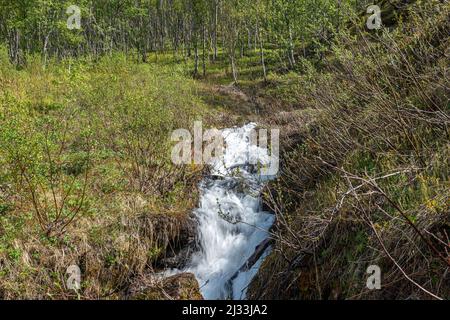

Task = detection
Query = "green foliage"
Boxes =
[0,50,206,298]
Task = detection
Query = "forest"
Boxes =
[0,0,448,300]
[1,1,371,77]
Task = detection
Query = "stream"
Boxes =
[185,123,276,300]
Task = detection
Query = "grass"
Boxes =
[246,0,449,300]
[0,50,212,299]
[0,0,448,301]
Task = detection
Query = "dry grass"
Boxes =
[0,54,206,299]
[248,0,449,300]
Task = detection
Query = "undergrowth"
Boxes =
[0,52,207,299]
[248,0,449,300]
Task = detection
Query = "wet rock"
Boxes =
[158,243,196,269]
[226,238,273,298]
[134,212,198,269]
[229,238,273,282]
[127,273,203,300]
[155,214,198,269]
[261,197,272,213]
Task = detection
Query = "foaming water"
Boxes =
[186,123,275,300]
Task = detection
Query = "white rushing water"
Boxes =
[186,123,275,300]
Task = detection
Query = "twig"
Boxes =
[369,221,443,300]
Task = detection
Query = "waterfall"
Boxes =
[186,123,275,300]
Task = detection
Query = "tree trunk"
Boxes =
[230,53,238,84]
[257,25,267,83]
[194,35,199,77]
[288,25,296,68]
[8,29,21,67]
[213,0,218,61]
[202,25,206,77]
[42,33,50,69]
